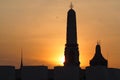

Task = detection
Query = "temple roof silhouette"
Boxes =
[90,43,108,67]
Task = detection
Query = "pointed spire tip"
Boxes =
[70,2,73,9]
[20,48,23,68]
[97,40,101,45]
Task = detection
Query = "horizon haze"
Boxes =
[0,0,120,69]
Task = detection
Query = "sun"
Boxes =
[61,56,65,64]
[58,56,65,65]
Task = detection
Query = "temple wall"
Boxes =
[21,66,48,80]
[86,66,108,80]
[54,66,80,80]
[0,66,15,80]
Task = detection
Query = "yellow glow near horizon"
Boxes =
[53,55,65,66]
[59,56,65,65]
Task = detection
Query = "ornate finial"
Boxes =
[70,2,73,9]
[97,40,101,45]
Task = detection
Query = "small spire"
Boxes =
[97,40,101,45]
[20,48,23,68]
[96,42,101,54]
[70,2,73,9]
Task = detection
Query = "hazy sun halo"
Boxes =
[58,56,65,65]
[61,56,65,64]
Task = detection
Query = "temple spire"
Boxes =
[64,4,80,67]
[20,48,23,69]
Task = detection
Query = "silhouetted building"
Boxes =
[48,69,54,80]
[15,69,21,80]
[86,66,108,80]
[0,66,15,80]
[64,3,80,67]
[54,66,80,80]
[21,66,48,80]
[90,43,108,67]
[108,68,120,80]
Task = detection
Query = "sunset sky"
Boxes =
[0,0,120,69]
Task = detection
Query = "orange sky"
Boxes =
[0,0,120,69]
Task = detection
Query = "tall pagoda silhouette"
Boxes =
[64,3,80,67]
